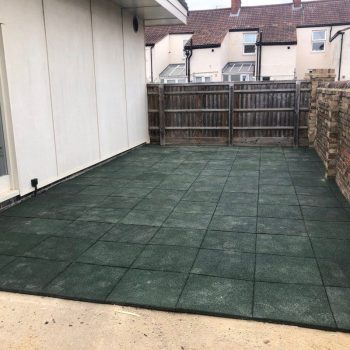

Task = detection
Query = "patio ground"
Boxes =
[0,145,349,331]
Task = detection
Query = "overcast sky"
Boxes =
[186,0,297,10]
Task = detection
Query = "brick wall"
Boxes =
[305,69,336,147]
[311,78,350,200]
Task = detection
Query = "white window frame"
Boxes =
[312,30,326,53]
[162,78,187,84]
[243,33,257,55]
[194,76,212,83]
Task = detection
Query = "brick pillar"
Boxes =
[305,69,336,147]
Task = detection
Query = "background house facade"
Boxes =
[0,0,187,203]
[145,0,350,83]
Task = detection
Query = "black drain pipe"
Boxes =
[185,39,193,83]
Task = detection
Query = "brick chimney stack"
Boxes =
[231,0,241,15]
[293,0,302,8]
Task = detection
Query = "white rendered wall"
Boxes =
[153,35,170,83]
[0,0,58,194]
[169,33,192,64]
[296,27,332,79]
[0,0,149,197]
[330,26,350,81]
[91,0,129,158]
[260,45,297,80]
[122,10,149,148]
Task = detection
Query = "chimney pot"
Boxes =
[231,0,241,15]
[293,0,302,8]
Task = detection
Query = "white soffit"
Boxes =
[113,0,187,25]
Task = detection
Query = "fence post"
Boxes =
[228,84,233,146]
[159,84,165,146]
[294,81,301,147]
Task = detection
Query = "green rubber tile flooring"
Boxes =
[1,145,350,331]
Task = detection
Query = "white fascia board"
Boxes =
[154,0,187,24]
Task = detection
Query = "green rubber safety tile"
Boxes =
[215,202,257,217]
[107,269,187,309]
[146,189,185,202]
[209,215,257,233]
[101,224,158,244]
[301,207,350,222]
[158,175,197,191]
[0,255,15,269]
[223,182,259,194]
[311,238,350,262]
[0,232,46,255]
[25,237,93,261]
[132,245,197,273]
[257,217,307,236]
[255,254,322,285]
[45,263,126,300]
[0,257,68,292]
[258,194,299,206]
[305,221,350,240]
[8,218,72,235]
[259,185,295,195]
[150,227,206,247]
[201,169,230,177]
[1,199,53,218]
[190,177,227,192]
[79,186,117,196]
[128,179,163,189]
[202,230,256,252]
[54,221,113,240]
[258,204,302,219]
[77,241,143,267]
[182,190,222,203]
[318,259,350,287]
[256,235,314,258]
[206,160,233,170]
[254,282,336,328]
[111,186,153,198]
[220,192,258,205]
[134,198,178,214]
[48,183,87,195]
[177,274,253,317]
[61,194,107,208]
[35,205,88,220]
[292,178,329,188]
[163,212,212,230]
[192,249,255,280]
[67,176,96,186]
[294,186,333,196]
[297,195,341,208]
[174,201,217,215]
[77,207,129,224]
[229,170,259,177]
[259,177,293,186]
[121,210,169,227]
[326,287,350,330]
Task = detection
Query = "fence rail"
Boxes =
[147,81,311,146]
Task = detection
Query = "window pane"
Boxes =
[205,76,211,82]
[313,30,326,41]
[178,79,186,83]
[312,42,325,51]
[167,79,175,84]
[195,77,203,82]
[223,75,229,82]
[244,44,256,54]
[243,33,256,43]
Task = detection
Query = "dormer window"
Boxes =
[312,30,326,52]
[243,33,257,54]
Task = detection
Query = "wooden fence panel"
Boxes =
[147,81,311,146]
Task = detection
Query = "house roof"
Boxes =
[145,0,350,47]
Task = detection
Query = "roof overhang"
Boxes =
[113,0,187,26]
